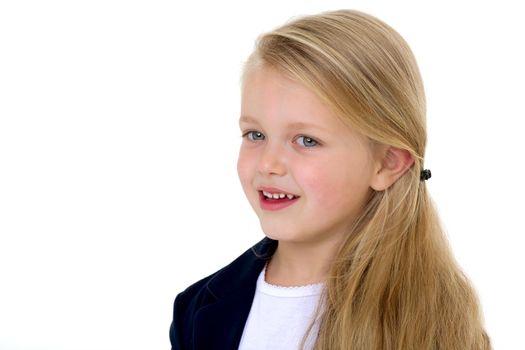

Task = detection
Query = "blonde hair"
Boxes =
[241,9,491,350]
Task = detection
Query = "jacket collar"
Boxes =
[207,236,278,298]
[192,237,278,349]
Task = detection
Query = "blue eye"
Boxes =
[296,135,319,148]
[243,131,265,141]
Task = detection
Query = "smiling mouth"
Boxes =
[258,191,300,201]
[257,190,300,211]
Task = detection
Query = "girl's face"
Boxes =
[237,66,380,245]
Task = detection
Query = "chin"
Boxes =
[261,229,306,243]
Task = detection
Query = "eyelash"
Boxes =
[241,130,321,148]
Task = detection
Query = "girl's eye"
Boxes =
[242,131,265,141]
[296,135,319,148]
[242,131,319,148]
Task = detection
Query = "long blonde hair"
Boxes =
[240,9,491,350]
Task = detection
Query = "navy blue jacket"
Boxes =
[169,237,278,350]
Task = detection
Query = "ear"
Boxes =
[370,145,415,191]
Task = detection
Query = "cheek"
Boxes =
[298,162,343,203]
[299,162,361,210]
[237,150,254,186]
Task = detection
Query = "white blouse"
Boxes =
[238,263,325,350]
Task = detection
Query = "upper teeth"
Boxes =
[263,191,296,199]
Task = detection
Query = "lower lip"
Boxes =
[259,191,300,211]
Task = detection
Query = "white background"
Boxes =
[1,1,523,349]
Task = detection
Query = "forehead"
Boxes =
[240,66,347,131]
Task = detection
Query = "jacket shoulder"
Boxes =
[169,267,220,349]
[175,236,277,304]
[169,263,226,349]
[169,237,277,349]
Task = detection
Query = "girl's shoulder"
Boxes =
[176,236,277,302]
[172,236,278,314]
[170,237,278,348]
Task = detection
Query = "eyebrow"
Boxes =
[239,115,328,132]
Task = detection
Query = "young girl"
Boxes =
[170,9,491,350]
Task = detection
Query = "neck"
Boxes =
[264,235,343,287]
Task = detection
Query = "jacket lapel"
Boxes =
[192,237,278,350]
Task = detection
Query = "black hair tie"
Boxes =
[420,169,431,181]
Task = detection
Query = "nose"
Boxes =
[257,142,287,176]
